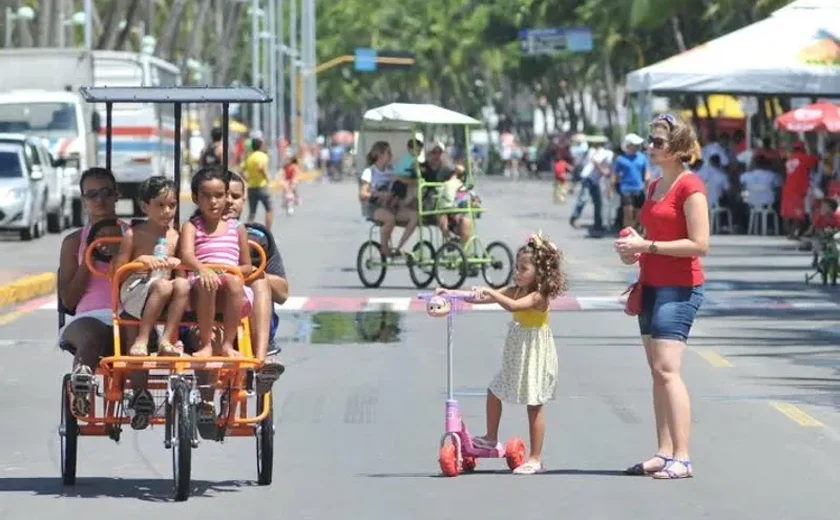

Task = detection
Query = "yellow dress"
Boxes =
[488,307,558,406]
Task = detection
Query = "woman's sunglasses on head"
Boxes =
[655,113,676,130]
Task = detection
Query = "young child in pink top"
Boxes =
[179,167,254,358]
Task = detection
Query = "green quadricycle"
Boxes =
[355,103,513,290]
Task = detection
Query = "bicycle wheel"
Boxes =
[60,374,78,486]
[256,392,274,485]
[170,384,194,502]
[356,240,387,288]
[481,241,514,288]
[408,240,436,288]
[434,242,468,289]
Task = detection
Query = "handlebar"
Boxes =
[85,237,268,284]
[417,292,472,302]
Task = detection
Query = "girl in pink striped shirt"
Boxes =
[180,167,254,358]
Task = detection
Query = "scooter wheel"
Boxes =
[461,456,477,473]
[438,443,461,477]
[504,438,526,471]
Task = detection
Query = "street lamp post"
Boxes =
[250,0,261,133]
[277,0,286,141]
[83,0,93,50]
[289,0,297,149]
[268,0,278,174]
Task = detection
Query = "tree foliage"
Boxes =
[4,0,795,135]
[315,0,794,132]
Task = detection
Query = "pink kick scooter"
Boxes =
[419,292,526,477]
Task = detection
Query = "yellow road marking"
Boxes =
[695,349,733,368]
[770,402,824,427]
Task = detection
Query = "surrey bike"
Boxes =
[58,86,277,502]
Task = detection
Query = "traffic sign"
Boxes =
[354,48,377,72]
[519,27,592,55]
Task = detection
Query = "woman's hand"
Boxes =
[619,251,640,265]
[471,286,490,300]
[198,268,221,291]
[166,257,182,269]
[434,287,448,296]
[614,234,649,256]
[615,227,648,256]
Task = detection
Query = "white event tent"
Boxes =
[625,0,840,96]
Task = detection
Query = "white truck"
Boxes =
[0,48,181,223]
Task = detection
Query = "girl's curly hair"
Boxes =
[517,233,567,298]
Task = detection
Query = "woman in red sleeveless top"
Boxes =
[614,114,710,480]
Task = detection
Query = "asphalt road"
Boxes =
[1,178,840,519]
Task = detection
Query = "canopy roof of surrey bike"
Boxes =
[362,103,481,130]
[78,85,273,223]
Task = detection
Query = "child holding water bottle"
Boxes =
[436,232,565,474]
[115,176,191,357]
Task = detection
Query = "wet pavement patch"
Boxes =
[277,310,404,344]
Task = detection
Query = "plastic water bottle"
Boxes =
[149,237,168,281]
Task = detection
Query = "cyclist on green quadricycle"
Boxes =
[354,102,514,291]
[358,140,419,258]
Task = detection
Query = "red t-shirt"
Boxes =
[638,173,706,287]
[553,159,569,181]
[284,163,298,181]
[814,209,840,230]
[784,152,818,195]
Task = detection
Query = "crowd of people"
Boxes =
[550,126,840,249]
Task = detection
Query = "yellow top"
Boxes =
[244,150,270,188]
[513,307,549,328]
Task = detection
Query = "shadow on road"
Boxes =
[0,477,253,502]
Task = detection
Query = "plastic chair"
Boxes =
[709,204,733,234]
[744,187,779,236]
[747,203,779,235]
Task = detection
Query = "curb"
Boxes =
[0,272,57,308]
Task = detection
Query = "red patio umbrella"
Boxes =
[775,101,840,133]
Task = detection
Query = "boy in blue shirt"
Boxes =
[614,133,649,230]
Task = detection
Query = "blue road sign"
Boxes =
[354,48,378,72]
[518,27,592,55]
[565,28,594,52]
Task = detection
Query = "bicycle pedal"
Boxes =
[130,414,150,431]
[71,376,94,395]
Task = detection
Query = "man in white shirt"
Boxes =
[741,156,782,208]
[570,136,613,234]
[697,155,731,208]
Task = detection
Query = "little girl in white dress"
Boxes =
[437,232,565,474]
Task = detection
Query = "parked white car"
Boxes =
[0,133,72,240]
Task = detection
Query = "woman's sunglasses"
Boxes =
[82,187,116,201]
[647,135,667,149]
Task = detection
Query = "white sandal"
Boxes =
[471,436,498,450]
[513,461,546,475]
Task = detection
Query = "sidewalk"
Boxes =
[0,269,56,310]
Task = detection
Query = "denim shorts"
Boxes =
[637,285,704,342]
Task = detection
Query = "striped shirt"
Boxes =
[192,216,241,266]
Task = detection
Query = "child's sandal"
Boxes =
[128,342,148,356]
[512,461,546,475]
[157,340,181,357]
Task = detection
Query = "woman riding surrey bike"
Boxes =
[359,141,419,258]
[58,167,128,416]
